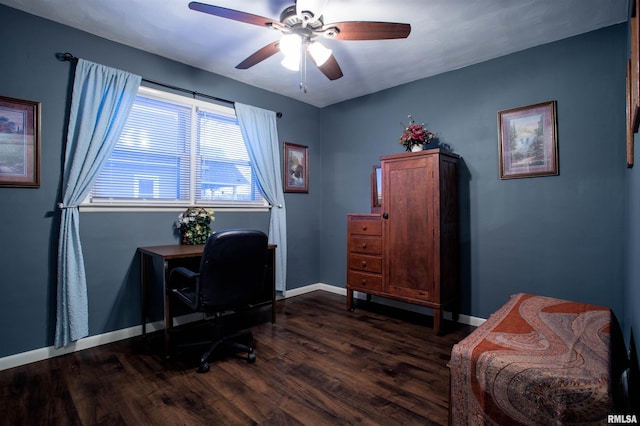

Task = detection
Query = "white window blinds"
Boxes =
[86,86,265,208]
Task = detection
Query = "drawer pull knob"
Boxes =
[362,225,368,231]
[361,243,367,249]
[361,279,367,286]
[361,261,367,267]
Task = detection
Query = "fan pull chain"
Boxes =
[299,43,308,93]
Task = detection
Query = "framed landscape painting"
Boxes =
[283,142,308,193]
[0,96,41,187]
[498,101,558,179]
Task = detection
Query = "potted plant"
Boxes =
[175,207,215,245]
[398,115,435,152]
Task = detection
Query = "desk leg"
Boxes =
[163,259,172,358]
[140,253,148,337]
[268,247,276,325]
[271,291,276,325]
[271,269,276,326]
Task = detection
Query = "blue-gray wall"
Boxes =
[1,3,637,361]
[319,25,630,324]
[0,5,321,358]
[628,69,640,353]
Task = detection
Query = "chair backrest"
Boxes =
[197,228,269,310]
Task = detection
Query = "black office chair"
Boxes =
[169,228,268,373]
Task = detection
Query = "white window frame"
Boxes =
[80,86,269,212]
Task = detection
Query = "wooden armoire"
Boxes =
[346,149,459,334]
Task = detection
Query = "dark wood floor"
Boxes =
[0,291,473,425]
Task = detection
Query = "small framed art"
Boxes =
[631,0,640,133]
[0,96,41,187]
[283,142,308,193]
[498,100,558,179]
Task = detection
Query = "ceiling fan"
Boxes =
[188,0,411,83]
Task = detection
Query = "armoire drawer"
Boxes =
[347,270,382,292]
[348,216,382,236]
[349,236,382,255]
[347,254,382,274]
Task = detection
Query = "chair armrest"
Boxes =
[171,266,200,280]
[170,266,200,281]
[169,266,201,310]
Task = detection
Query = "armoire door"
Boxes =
[382,152,438,302]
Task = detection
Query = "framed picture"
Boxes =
[283,142,308,193]
[0,96,41,187]
[498,100,558,179]
[631,0,640,133]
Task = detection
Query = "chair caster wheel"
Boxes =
[247,353,256,363]
[197,362,210,373]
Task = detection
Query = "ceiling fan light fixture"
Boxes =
[307,41,332,66]
[188,2,411,82]
[279,33,302,58]
[281,54,300,71]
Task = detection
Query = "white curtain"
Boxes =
[55,59,141,348]
[235,103,287,294]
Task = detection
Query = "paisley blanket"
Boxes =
[449,293,614,425]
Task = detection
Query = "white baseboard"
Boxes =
[284,282,347,297]
[0,283,485,371]
[0,312,203,372]
[285,284,486,327]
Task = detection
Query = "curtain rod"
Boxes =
[57,52,283,118]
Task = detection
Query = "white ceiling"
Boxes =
[0,0,630,107]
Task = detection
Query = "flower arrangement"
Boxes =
[175,207,215,245]
[398,115,435,151]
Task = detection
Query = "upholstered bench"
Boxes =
[449,293,626,425]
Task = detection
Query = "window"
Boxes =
[84,86,266,209]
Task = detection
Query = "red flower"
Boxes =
[398,115,435,151]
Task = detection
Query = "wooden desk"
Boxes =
[138,243,276,356]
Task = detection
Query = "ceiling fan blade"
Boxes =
[307,50,343,80]
[236,41,281,69]
[189,2,280,28]
[328,21,411,40]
